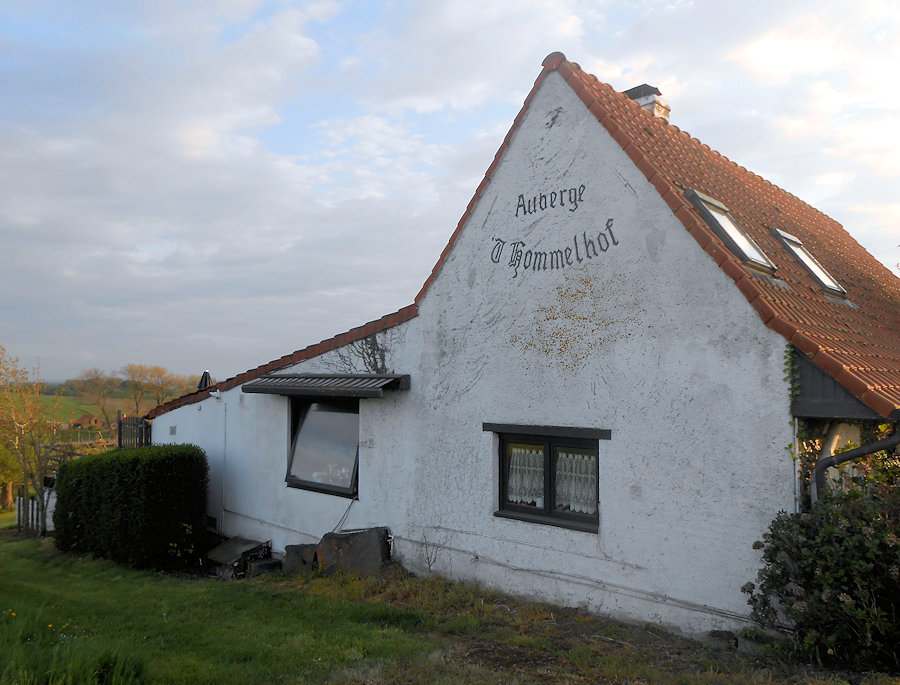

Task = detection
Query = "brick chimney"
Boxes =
[623,84,670,121]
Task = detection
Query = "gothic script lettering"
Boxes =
[491,218,619,278]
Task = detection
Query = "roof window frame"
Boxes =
[685,189,776,276]
[772,228,847,297]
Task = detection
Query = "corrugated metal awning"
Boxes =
[241,373,410,399]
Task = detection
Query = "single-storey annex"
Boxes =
[149,52,900,634]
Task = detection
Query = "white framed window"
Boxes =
[686,189,776,275]
[287,399,359,497]
[775,229,846,296]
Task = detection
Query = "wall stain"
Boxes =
[509,272,645,371]
[545,107,564,129]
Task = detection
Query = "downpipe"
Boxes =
[811,428,900,504]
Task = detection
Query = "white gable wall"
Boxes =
[373,72,794,632]
[154,71,794,635]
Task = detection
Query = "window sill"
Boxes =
[285,478,356,499]
[494,509,598,533]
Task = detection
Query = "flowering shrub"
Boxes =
[743,479,900,670]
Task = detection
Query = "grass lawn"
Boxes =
[0,534,897,684]
[41,395,103,424]
[0,509,16,530]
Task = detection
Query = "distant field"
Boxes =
[39,396,155,424]
[40,395,102,423]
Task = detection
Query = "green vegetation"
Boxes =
[1,346,74,532]
[2,607,145,685]
[0,538,431,684]
[3,360,205,513]
[745,481,899,670]
[40,395,103,425]
[746,420,899,671]
[54,445,208,570]
[1,535,897,684]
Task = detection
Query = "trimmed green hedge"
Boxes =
[53,445,208,570]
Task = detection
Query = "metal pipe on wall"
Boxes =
[811,429,900,504]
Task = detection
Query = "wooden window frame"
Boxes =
[485,424,609,533]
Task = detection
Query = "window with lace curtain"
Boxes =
[484,424,607,532]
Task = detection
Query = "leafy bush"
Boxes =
[744,480,900,670]
[53,445,208,570]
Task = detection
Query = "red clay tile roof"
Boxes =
[547,51,900,418]
[147,305,418,418]
[417,52,900,419]
[150,52,900,420]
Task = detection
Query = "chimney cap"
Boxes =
[623,83,669,121]
[623,84,661,99]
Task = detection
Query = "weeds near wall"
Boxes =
[783,344,800,403]
[420,530,442,573]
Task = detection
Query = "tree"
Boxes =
[147,365,176,406]
[0,346,73,532]
[121,363,152,415]
[179,374,202,396]
[120,364,200,414]
[147,367,203,407]
[75,368,119,425]
[0,442,16,509]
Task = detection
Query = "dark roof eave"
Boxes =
[242,373,410,398]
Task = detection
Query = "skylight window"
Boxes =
[775,229,846,296]
[685,189,775,275]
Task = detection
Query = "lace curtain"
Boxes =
[555,450,597,515]
[507,445,544,506]
[507,445,598,515]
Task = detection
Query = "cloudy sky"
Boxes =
[3,0,898,382]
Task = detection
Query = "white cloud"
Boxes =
[728,15,844,86]
[851,202,900,227]
[348,0,598,114]
[3,0,899,379]
[814,171,856,187]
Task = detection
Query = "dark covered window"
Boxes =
[485,424,609,532]
[287,399,359,497]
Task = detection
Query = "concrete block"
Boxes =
[283,543,318,575]
[317,527,390,576]
[247,557,283,577]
